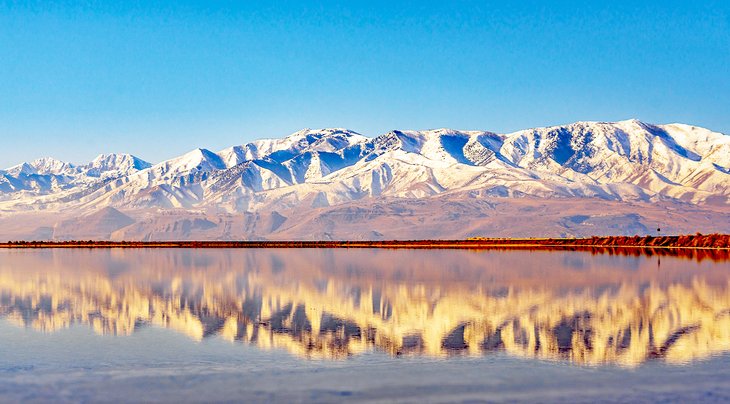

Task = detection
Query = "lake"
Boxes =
[0,248,729,403]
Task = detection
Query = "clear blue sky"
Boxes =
[1,1,728,167]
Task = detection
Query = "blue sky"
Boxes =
[1,1,728,167]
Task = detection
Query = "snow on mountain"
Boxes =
[193,121,727,216]
[146,148,226,183]
[4,158,74,177]
[497,119,728,201]
[217,128,367,167]
[0,154,151,199]
[0,158,75,195]
[85,154,152,177]
[3,162,36,177]
[0,120,727,240]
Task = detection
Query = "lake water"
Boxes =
[0,248,729,403]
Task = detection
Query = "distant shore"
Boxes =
[0,234,727,249]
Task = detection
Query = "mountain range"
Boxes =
[0,119,728,240]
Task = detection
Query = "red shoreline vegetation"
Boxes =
[0,235,728,261]
[545,233,730,249]
[1,233,728,249]
[478,245,729,262]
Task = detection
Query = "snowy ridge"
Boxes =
[0,120,727,217]
[0,153,152,197]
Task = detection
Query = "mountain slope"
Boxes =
[0,154,151,198]
[0,120,727,240]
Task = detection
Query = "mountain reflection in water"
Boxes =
[0,248,728,367]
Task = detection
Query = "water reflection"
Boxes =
[0,248,728,366]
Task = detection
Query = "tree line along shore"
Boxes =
[0,234,728,249]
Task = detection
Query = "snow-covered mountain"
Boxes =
[0,154,151,196]
[0,120,728,240]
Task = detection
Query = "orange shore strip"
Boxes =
[0,235,728,250]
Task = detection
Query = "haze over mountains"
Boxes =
[0,120,728,240]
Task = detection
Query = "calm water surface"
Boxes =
[0,248,729,403]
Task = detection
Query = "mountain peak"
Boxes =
[4,162,37,176]
[180,148,216,158]
[88,153,151,173]
[30,157,73,174]
[0,120,727,219]
[613,118,643,125]
[285,128,366,142]
[0,157,74,176]
[163,148,226,172]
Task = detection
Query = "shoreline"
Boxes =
[0,234,728,250]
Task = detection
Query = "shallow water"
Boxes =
[0,248,729,402]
